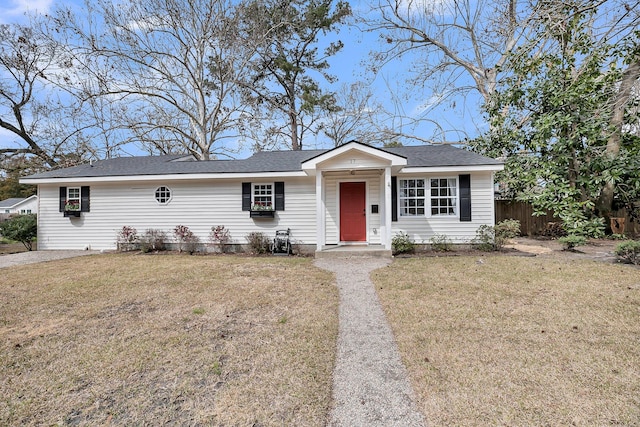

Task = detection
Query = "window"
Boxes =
[430,178,457,216]
[398,177,458,217]
[59,186,90,214]
[252,183,273,209]
[20,209,31,214]
[399,179,425,216]
[155,186,172,204]
[65,187,81,211]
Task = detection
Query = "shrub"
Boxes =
[430,234,452,252]
[558,235,587,250]
[116,226,138,251]
[0,214,37,251]
[392,232,415,255]
[139,229,167,252]
[209,225,232,253]
[174,225,199,253]
[495,219,521,239]
[473,225,497,251]
[473,219,521,251]
[245,232,270,254]
[614,240,640,265]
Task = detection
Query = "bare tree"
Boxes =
[52,0,260,160]
[0,23,78,167]
[363,0,638,136]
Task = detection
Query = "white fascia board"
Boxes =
[399,164,504,174]
[20,171,307,185]
[301,141,407,171]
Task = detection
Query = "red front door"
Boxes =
[340,182,366,242]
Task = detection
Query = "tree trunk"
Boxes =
[596,58,640,215]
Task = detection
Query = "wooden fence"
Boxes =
[495,200,639,237]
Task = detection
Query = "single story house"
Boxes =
[0,195,38,215]
[20,141,503,254]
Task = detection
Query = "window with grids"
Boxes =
[253,184,273,208]
[430,178,457,216]
[399,179,425,216]
[66,187,81,211]
[155,186,172,204]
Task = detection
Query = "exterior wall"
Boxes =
[392,171,495,244]
[323,171,382,245]
[36,177,316,250]
[2,197,38,214]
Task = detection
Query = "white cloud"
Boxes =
[0,0,54,23]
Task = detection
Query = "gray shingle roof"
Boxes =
[0,198,29,208]
[23,144,501,180]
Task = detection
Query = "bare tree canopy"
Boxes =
[52,0,261,160]
[0,23,86,168]
[362,0,639,138]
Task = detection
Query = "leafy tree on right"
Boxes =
[473,3,640,236]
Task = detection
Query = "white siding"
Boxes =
[392,171,495,244]
[37,177,316,250]
[323,172,382,245]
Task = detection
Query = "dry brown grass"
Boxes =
[373,256,640,426]
[0,254,338,426]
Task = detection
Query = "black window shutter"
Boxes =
[242,182,251,211]
[274,182,285,211]
[459,174,471,222]
[80,186,90,212]
[59,187,67,212]
[391,176,398,222]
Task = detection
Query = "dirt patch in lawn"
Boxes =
[0,254,338,426]
[373,257,640,426]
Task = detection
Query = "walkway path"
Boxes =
[315,257,426,427]
[0,250,98,269]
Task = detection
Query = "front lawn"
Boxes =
[0,254,338,426]
[373,257,640,426]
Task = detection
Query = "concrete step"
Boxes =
[315,246,392,259]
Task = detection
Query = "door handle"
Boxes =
[363,209,366,216]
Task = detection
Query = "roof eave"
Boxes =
[20,170,308,185]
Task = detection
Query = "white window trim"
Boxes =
[252,182,274,210]
[66,187,81,211]
[155,186,172,205]
[398,176,460,219]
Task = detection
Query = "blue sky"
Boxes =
[0,0,483,157]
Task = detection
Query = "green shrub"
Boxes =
[430,234,452,252]
[474,220,521,251]
[495,219,521,239]
[473,225,497,251]
[558,235,587,250]
[139,229,167,252]
[614,240,640,265]
[392,232,415,255]
[0,214,37,251]
[245,232,270,254]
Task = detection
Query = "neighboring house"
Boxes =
[0,195,38,216]
[20,141,503,253]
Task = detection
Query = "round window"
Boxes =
[155,186,172,204]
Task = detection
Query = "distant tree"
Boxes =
[0,214,37,251]
[241,0,351,150]
[52,0,259,160]
[473,5,640,236]
[0,156,40,199]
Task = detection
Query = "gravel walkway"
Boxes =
[0,250,99,269]
[315,257,426,427]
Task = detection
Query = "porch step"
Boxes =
[315,246,392,259]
